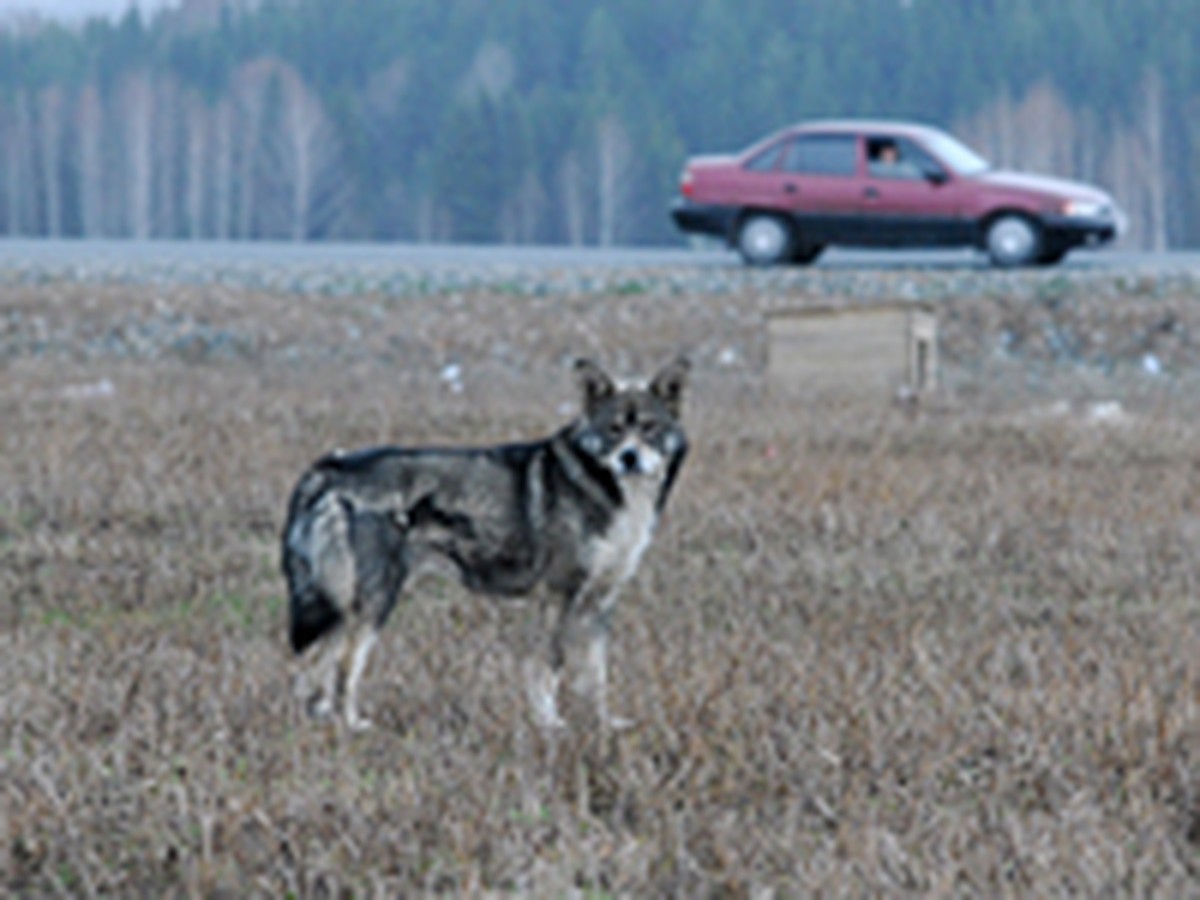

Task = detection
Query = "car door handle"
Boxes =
[863,187,880,200]
[783,183,798,194]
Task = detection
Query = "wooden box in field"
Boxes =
[767,306,937,396]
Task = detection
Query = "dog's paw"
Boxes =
[524,663,565,730]
[305,694,335,721]
[346,714,374,732]
[605,715,636,732]
[531,705,567,731]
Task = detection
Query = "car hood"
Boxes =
[976,169,1112,202]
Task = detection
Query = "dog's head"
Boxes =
[570,356,689,507]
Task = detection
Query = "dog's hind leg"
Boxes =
[336,507,409,731]
[296,621,377,730]
[342,624,379,731]
[294,626,346,721]
[299,624,375,729]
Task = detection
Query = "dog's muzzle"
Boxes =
[611,442,664,477]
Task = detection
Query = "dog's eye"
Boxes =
[634,417,662,440]
[608,422,625,438]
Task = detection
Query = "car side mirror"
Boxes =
[923,166,948,186]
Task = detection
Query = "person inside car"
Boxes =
[868,139,918,178]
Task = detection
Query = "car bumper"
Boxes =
[1041,210,1128,248]
[670,199,736,241]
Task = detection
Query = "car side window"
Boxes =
[903,141,946,181]
[782,135,857,176]
[744,142,785,172]
[867,136,944,181]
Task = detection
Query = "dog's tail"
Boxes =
[282,469,348,654]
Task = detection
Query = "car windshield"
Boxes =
[921,130,991,176]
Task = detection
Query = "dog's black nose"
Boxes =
[619,448,640,473]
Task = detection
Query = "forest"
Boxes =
[0,0,1196,248]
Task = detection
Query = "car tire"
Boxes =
[985,214,1041,268]
[737,214,793,266]
[789,242,825,266]
[1036,242,1069,266]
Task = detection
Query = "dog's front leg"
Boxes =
[578,610,635,732]
[505,590,566,729]
[519,587,630,731]
[558,592,631,732]
[523,657,565,730]
[576,618,612,726]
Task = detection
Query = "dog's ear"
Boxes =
[575,358,615,414]
[649,355,690,417]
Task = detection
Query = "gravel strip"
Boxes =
[2,257,1200,402]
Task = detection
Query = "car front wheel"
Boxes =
[789,242,825,266]
[1036,241,1069,266]
[985,214,1041,267]
[737,214,792,266]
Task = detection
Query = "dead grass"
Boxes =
[2,282,1198,896]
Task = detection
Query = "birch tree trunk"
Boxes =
[37,86,64,237]
[184,94,209,239]
[1015,81,1075,176]
[152,78,181,239]
[232,61,271,239]
[251,62,348,240]
[213,98,234,240]
[1139,70,1168,251]
[4,91,35,235]
[500,169,546,244]
[559,150,586,246]
[121,71,154,239]
[280,68,320,240]
[595,114,632,247]
[77,84,105,237]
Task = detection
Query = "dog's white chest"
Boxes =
[589,485,658,588]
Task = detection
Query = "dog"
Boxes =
[281,357,689,730]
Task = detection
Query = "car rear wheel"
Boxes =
[737,214,792,266]
[985,214,1041,267]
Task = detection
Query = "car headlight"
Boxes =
[1062,199,1108,219]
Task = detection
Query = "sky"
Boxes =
[0,0,178,22]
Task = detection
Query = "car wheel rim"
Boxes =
[742,218,786,263]
[989,217,1036,264]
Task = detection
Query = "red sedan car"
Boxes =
[671,119,1126,267]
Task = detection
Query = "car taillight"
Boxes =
[680,169,694,198]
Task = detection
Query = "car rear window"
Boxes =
[783,135,857,176]
[744,142,786,172]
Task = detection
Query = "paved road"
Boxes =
[0,238,1197,273]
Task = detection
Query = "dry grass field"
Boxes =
[2,275,1199,896]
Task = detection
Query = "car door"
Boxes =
[858,134,970,245]
[745,133,861,242]
[734,137,792,209]
[782,134,862,242]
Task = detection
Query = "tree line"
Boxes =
[0,0,1196,248]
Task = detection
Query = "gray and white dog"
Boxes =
[281,357,689,730]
